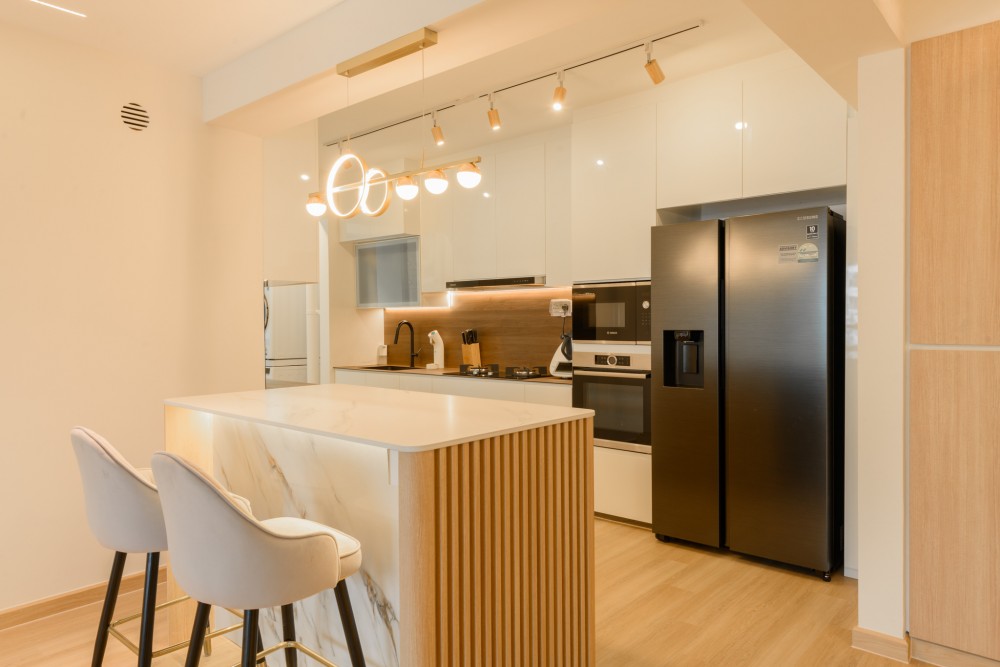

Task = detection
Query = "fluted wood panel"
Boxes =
[910,351,1000,660]
[398,418,594,667]
[911,21,1000,344]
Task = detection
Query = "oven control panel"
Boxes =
[595,354,631,367]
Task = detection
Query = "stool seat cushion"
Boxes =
[261,517,362,579]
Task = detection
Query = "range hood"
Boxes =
[446,275,546,290]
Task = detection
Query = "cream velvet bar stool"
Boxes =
[151,451,366,667]
[71,427,245,667]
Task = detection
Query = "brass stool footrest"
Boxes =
[236,640,340,667]
[107,594,244,658]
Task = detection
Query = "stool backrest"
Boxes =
[70,427,167,553]
[151,451,341,610]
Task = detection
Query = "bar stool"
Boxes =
[70,427,247,666]
[151,451,366,667]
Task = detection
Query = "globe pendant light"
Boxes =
[424,170,448,194]
[395,176,419,200]
[456,163,482,189]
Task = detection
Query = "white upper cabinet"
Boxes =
[657,71,743,208]
[741,65,847,198]
[452,154,496,280]
[495,144,546,278]
[571,103,657,282]
[655,54,848,209]
[419,178,454,293]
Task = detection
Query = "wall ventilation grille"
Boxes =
[121,103,149,131]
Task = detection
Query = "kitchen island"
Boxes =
[164,383,595,667]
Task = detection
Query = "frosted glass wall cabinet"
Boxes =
[356,236,420,308]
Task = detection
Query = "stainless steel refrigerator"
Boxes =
[650,207,844,578]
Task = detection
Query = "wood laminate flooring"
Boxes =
[0,519,919,666]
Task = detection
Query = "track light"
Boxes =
[456,163,482,189]
[395,176,419,201]
[431,112,445,146]
[645,42,665,85]
[305,193,327,217]
[424,170,449,194]
[487,93,501,131]
[552,71,567,111]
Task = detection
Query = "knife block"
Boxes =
[461,343,482,366]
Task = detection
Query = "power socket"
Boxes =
[549,298,572,317]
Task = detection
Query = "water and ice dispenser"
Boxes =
[662,330,704,388]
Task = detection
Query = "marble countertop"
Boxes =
[166,383,592,452]
[336,365,573,385]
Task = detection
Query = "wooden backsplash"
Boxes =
[384,287,571,369]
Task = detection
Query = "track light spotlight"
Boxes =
[552,71,567,111]
[645,42,665,85]
[431,111,445,146]
[487,93,502,131]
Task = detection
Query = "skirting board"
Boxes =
[911,638,1000,667]
[0,565,167,632]
[852,626,911,663]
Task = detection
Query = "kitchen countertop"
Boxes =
[166,383,590,452]
[335,364,573,385]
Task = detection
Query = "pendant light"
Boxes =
[551,71,567,111]
[305,193,327,217]
[456,162,482,189]
[424,169,449,194]
[644,42,665,85]
[395,176,419,200]
[487,93,501,131]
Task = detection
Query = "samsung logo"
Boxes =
[796,215,819,221]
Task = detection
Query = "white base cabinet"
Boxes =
[594,447,652,525]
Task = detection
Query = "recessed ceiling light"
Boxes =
[29,0,86,18]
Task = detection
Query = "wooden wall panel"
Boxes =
[383,287,571,369]
[398,418,595,666]
[910,351,1000,660]
[910,22,1000,344]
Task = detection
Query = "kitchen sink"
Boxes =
[355,365,416,371]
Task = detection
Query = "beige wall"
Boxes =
[0,22,264,610]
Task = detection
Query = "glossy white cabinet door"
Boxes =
[594,447,652,524]
[397,374,435,393]
[656,71,743,208]
[451,154,496,280]
[430,376,526,402]
[523,382,572,407]
[333,369,369,386]
[742,65,848,198]
[495,144,546,278]
[571,103,657,282]
[419,179,454,293]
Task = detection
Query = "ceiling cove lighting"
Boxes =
[551,71,567,111]
[487,94,502,131]
[431,112,445,146]
[29,0,86,17]
[307,155,482,217]
[644,42,666,85]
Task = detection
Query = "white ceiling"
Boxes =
[0,0,348,75]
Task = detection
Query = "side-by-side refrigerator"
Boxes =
[651,207,844,578]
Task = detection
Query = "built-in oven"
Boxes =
[572,348,651,453]
[572,280,651,344]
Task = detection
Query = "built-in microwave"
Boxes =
[572,280,651,344]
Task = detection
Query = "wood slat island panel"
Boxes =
[399,419,595,666]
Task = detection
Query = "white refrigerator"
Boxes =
[264,282,319,388]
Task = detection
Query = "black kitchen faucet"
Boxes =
[393,320,419,368]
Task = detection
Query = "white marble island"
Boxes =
[164,383,595,667]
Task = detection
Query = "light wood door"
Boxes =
[911,21,1000,344]
[910,350,1000,660]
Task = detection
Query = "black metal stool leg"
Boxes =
[281,603,297,667]
[185,602,211,667]
[242,609,260,667]
[91,551,127,667]
[334,580,366,667]
[137,552,159,667]
[256,617,266,666]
